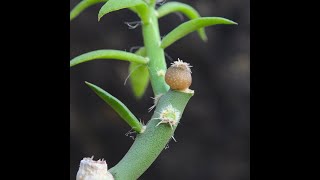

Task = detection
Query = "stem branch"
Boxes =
[141,7,169,96]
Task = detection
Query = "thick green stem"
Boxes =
[142,7,169,96]
[109,90,194,179]
[109,4,194,180]
[148,0,157,7]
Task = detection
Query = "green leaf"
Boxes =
[128,47,149,99]
[129,63,149,99]
[70,0,107,21]
[98,0,147,21]
[85,81,144,133]
[70,49,149,67]
[161,17,237,49]
[157,2,207,41]
[134,47,146,56]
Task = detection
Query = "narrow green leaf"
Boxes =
[134,47,146,56]
[85,81,144,133]
[98,0,147,21]
[157,2,207,41]
[161,17,237,49]
[128,47,149,99]
[70,50,149,67]
[70,0,107,21]
[129,63,149,99]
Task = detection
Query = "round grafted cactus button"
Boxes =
[165,58,192,91]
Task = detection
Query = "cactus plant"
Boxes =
[70,0,237,179]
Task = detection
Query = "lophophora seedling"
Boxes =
[165,59,192,91]
[70,0,237,179]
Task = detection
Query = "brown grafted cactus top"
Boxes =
[165,59,192,90]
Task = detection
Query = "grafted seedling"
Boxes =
[165,58,192,91]
[70,0,236,179]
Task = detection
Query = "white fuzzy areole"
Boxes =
[157,69,166,77]
[155,104,181,129]
[171,58,193,73]
[76,157,114,180]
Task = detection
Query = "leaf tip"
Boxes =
[217,17,238,25]
[84,81,95,89]
[84,81,92,86]
[85,81,98,91]
[133,92,144,100]
[200,33,208,42]
[70,9,76,21]
[228,20,238,25]
[98,10,104,21]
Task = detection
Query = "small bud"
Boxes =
[157,69,166,77]
[165,58,192,90]
[76,157,114,180]
[155,104,181,129]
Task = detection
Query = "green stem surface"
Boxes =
[109,90,194,179]
[108,4,194,180]
[141,7,169,96]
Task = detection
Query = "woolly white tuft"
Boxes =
[170,58,192,73]
[155,104,181,129]
[76,156,114,180]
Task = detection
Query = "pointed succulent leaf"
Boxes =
[70,0,107,21]
[70,50,149,67]
[85,81,144,133]
[129,62,149,99]
[161,17,237,49]
[157,2,207,41]
[98,0,148,22]
[128,47,149,99]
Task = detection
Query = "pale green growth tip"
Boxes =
[157,69,166,77]
[155,104,181,129]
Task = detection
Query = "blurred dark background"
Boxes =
[70,0,250,179]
